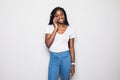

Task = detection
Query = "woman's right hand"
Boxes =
[53,17,58,30]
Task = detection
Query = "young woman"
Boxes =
[45,7,76,80]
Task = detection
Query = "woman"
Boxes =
[45,7,76,80]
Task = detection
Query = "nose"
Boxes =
[58,15,63,19]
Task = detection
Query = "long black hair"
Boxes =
[48,7,69,26]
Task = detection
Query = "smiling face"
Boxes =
[49,7,69,26]
[54,9,65,24]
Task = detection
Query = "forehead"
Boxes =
[55,9,64,14]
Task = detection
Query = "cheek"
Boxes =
[63,16,65,21]
[62,15,65,19]
[63,18,65,22]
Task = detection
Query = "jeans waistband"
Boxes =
[49,50,70,54]
[49,50,70,58]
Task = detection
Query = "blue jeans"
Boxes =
[48,50,71,80]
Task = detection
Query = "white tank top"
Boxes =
[45,25,76,52]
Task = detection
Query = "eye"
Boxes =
[54,14,58,17]
[55,15,58,17]
[60,13,64,16]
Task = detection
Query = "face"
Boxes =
[54,10,65,24]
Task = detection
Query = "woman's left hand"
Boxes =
[70,65,75,77]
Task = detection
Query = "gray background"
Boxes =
[0,0,120,80]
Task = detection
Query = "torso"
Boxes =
[45,25,75,52]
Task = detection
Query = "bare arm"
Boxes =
[45,17,58,48]
[69,38,75,77]
[45,29,57,48]
[69,38,75,63]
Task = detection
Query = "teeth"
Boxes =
[58,19,64,23]
[59,19,63,21]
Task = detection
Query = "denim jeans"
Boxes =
[48,50,71,80]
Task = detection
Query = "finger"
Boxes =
[69,73,72,79]
[53,17,56,21]
[54,17,57,21]
[71,70,75,76]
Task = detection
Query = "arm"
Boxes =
[69,38,75,77]
[45,17,58,48]
[69,38,75,63]
[45,29,57,48]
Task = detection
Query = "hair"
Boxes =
[48,7,69,26]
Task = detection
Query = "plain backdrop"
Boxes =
[0,0,120,80]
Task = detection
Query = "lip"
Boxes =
[58,18,64,21]
[59,19,63,21]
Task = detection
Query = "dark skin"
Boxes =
[45,9,75,77]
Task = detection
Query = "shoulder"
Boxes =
[45,25,54,34]
[67,26,75,33]
[47,25,54,29]
[67,26,76,38]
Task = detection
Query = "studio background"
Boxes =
[0,0,120,80]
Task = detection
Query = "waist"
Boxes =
[49,43,69,52]
[50,50,69,54]
[49,50,70,58]
[49,47,69,52]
